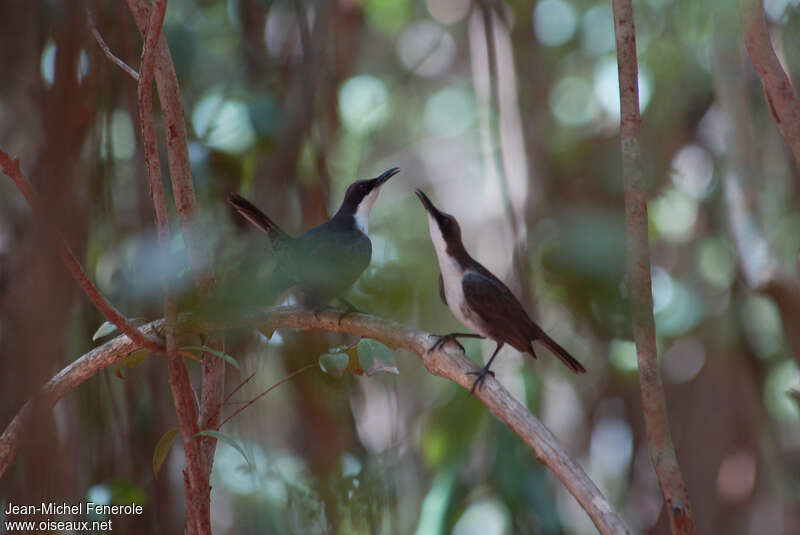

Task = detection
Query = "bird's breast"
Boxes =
[440,265,487,336]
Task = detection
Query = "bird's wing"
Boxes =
[438,272,447,306]
[463,267,585,373]
[227,193,291,246]
[461,268,534,343]
[287,225,371,294]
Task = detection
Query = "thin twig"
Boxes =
[223,372,256,405]
[0,307,628,535]
[86,6,140,81]
[0,149,165,355]
[220,364,315,427]
[611,1,696,534]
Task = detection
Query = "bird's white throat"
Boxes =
[426,212,485,335]
[354,188,380,234]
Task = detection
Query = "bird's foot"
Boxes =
[313,305,337,320]
[312,301,361,325]
[429,333,465,353]
[466,366,496,394]
[335,299,360,325]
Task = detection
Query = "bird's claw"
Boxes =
[429,334,465,353]
[466,367,495,394]
[336,300,360,325]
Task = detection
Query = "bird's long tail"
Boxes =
[227,193,291,245]
[534,331,586,374]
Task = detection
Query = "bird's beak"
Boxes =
[415,188,440,217]
[373,167,400,189]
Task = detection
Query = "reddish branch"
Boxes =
[611,1,697,533]
[0,149,164,355]
[740,0,800,169]
[0,308,630,535]
[125,0,224,476]
[136,2,209,534]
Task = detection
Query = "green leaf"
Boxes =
[92,318,146,342]
[124,349,150,368]
[328,342,359,354]
[181,345,240,369]
[152,428,180,478]
[92,321,119,341]
[196,430,250,467]
[319,352,349,376]
[357,339,399,376]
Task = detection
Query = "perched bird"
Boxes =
[415,189,586,392]
[226,167,399,311]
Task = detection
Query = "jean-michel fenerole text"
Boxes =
[4,501,143,516]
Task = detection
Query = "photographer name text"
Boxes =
[5,501,142,516]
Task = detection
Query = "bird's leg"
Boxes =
[467,342,503,394]
[429,332,484,352]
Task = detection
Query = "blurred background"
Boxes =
[2,0,800,533]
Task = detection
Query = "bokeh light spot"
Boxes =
[426,0,471,25]
[78,49,89,84]
[550,75,597,126]
[424,86,475,137]
[650,187,698,242]
[609,339,638,373]
[581,5,615,55]
[452,499,510,535]
[670,144,715,200]
[716,451,757,502]
[590,418,633,475]
[40,41,56,88]
[741,294,784,359]
[764,360,800,421]
[396,21,456,78]
[663,338,706,384]
[651,267,674,314]
[698,238,736,289]
[594,56,653,119]
[192,93,257,154]
[339,75,390,134]
[110,109,135,161]
[365,0,411,35]
[534,0,577,47]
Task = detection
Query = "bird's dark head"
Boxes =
[415,188,463,250]
[339,167,400,232]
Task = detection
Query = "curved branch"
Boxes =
[0,307,628,535]
[0,149,165,355]
[740,0,800,168]
[612,1,696,534]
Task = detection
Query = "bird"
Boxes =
[415,188,586,393]
[225,167,400,313]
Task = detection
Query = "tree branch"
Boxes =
[0,307,629,535]
[740,0,800,169]
[0,148,165,355]
[611,1,696,534]
[135,1,209,533]
[125,0,224,477]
